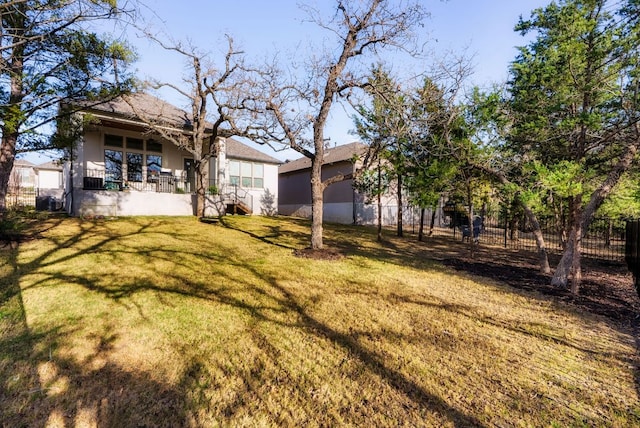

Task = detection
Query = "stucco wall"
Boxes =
[68,125,278,217]
[222,160,279,215]
[37,170,62,189]
[71,190,223,217]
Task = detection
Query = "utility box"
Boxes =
[35,196,60,212]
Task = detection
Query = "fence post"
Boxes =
[502,206,508,248]
[625,219,640,296]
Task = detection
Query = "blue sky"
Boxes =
[28,0,550,163]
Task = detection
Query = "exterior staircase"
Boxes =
[225,199,251,215]
[219,184,252,215]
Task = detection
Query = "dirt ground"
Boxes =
[439,242,640,329]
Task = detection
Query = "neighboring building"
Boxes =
[9,159,36,191]
[278,142,402,225]
[6,159,65,208]
[33,161,64,198]
[7,159,37,208]
[64,93,281,217]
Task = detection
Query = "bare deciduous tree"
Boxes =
[125,35,261,217]
[251,0,427,250]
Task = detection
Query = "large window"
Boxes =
[228,160,264,188]
[146,154,162,180]
[127,138,144,151]
[102,135,163,185]
[241,162,252,187]
[229,160,240,186]
[105,149,123,183]
[126,152,143,182]
[146,139,163,153]
[252,164,264,188]
[105,134,123,148]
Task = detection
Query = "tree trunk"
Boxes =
[551,227,577,288]
[522,203,551,274]
[552,194,583,289]
[195,161,208,218]
[418,207,425,241]
[429,208,436,236]
[396,174,403,237]
[1,34,25,214]
[377,166,382,242]
[310,155,324,249]
[551,138,639,290]
[570,220,583,295]
[0,134,17,213]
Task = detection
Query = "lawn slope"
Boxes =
[1,216,638,427]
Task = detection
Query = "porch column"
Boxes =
[216,137,227,190]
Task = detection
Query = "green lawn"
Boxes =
[1,215,638,427]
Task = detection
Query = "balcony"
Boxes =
[82,168,204,194]
[80,168,254,214]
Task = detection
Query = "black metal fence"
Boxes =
[417,214,626,262]
[6,187,37,208]
[625,220,640,292]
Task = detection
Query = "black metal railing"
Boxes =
[82,168,214,195]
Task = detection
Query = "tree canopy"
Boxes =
[508,0,640,290]
[0,0,136,210]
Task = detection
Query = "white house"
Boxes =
[64,93,281,217]
[33,161,63,196]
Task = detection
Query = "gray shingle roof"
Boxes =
[76,92,194,130]
[226,138,281,164]
[14,159,35,167]
[34,161,62,171]
[278,142,367,174]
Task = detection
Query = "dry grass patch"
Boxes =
[0,215,638,427]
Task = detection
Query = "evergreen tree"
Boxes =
[0,0,135,211]
[508,0,640,291]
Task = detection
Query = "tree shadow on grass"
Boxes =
[276,286,483,426]
[217,215,305,250]
[45,218,484,424]
[4,216,638,426]
[0,218,214,427]
[1,327,191,427]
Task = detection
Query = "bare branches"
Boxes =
[129,31,288,216]
[249,0,427,249]
[253,0,427,157]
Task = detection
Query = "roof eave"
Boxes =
[82,109,213,137]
